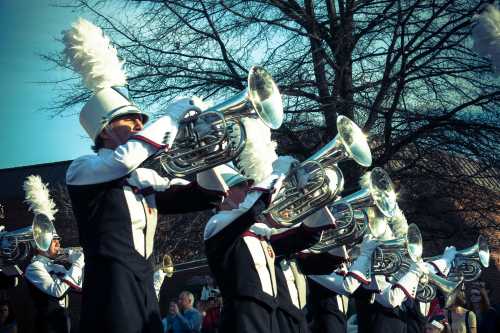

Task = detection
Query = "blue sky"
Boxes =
[0,1,93,169]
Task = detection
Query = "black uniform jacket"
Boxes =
[68,175,223,333]
[298,253,347,333]
[205,191,329,333]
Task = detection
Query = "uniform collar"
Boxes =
[98,148,114,156]
[32,254,53,265]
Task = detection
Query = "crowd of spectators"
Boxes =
[161,289,221,333]
[424,281,499,333]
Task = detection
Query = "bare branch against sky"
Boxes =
[46,0,500,253]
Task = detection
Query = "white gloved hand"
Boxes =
[249,223,274,240]
[165,96,209,123]
[429,245,457,276]
[443,246,457,260]
[127,168,170,192]
[68,251,84,267]
[415,260,429,276]
[359,235,380,257]
[272,156,298,177]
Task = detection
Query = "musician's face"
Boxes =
[48,239,60,258]
[101,114,145,149]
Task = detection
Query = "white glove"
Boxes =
[166,96,209,123]
[359,235,380,257]
[127,168,170,192]
[348,235,379,284]
[68,251,85,268]
[415,260,429,276]
[272,156,298,177]
[429,246,456,276]
[443,246,457,260]
[249,223,274,240]
[250,156,298,194]
[393,261,426,299]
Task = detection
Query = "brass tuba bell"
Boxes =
[416,270,464,307]
[307,168,396,252]
[162,254,174,278]
[159,66,283,177]
[372,223,423,276]
[448,236,489,282]
[335,167,398,218]
[265,116,372,226]
[0,214,55,262]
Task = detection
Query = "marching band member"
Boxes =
[271,208,337,333]
[204,118,336,333]
[406,246,457,333]
[23,175,84,333]
[63,19,226,333]
[25,236,84,333]
[308,238,380,333]
[204,159,293,333]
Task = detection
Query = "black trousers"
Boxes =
[35,308,70,333]
[355,289,406,333]
[80,258,163,333]
[219,296,280,333]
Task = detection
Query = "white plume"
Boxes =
[23,175,58,221]
[63,18,127,91]
[359,170,372,189]
[472,5,500,74]
[388,206,408,238]
[237,118,278,183]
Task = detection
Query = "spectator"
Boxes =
[446,285,477,333]
[165,292,202,333]
[0,299,17,333]
[469,283,500,333]
[202,297,222,333]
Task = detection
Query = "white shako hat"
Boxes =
[80,87,149,141]
[63,18,149,141]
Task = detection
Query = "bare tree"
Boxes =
[45,0,500,258]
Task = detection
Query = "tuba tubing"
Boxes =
[265,116,372,226]
[159,66,283,177]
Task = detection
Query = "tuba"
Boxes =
[372,223,423,276]
[308,168,397,252]
[390,258,464,307]
[265,116,372,226]
[0,214,55,263]
[159,66,283,177]
[309,206,387,253]
[54,246,83,264]
[440,236,488,282]
[339,167,398,218]
[417,271,464,307]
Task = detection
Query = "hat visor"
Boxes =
[108,106,149,125]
